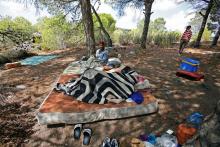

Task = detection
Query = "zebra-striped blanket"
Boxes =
[55,67,138,104]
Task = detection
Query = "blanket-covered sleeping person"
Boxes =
[55,66,139,104]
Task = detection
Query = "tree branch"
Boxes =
[213,0,220,6]
[202,0,211,3]
[63,4,80,19]
[199,11,205,17]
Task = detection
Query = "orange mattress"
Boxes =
[37,73,158,125]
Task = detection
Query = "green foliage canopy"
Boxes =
[36,14,76,50]
[0,16,34,48]
[93,13,116,33]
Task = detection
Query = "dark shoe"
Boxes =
[102,137,111,147]
[73,124,82,140]
[82,128,92,145]
[111,138,119,147]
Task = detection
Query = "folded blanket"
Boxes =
[55,68,138,104]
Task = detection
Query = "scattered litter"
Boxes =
[129,51,135,55]
[126,98,134,103]
[16,85,26,90]
[130,91,144,104]
[32,77,40,80]
[186,112,204,128]
[155,134,178,147]
[176,124,197,145]
[144,141,155,147]
[131,138,145,147]
[146,134,157,145]
[166,129,174,135]
[5,62,22,69]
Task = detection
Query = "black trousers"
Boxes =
[179,40,188,54]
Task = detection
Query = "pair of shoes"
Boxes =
[102,137,119,147]
[73,124,92,146]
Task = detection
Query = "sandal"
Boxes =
[73,124,82,140]
[102,137,111,147]
[111,138,119,147]
[82,128,92,145]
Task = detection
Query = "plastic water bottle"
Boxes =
[118,54,121,59]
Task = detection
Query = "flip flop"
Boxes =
[73,124,82,140]
[82,128,92,145]
[102,137,111,147]
[111,138,119,147]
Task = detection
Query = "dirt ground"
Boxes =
[0,46,220,147]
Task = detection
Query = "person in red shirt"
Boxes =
[179,25,192,54]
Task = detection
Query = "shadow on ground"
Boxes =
[0,47,220,147]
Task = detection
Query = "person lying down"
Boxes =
[55,66,151,104]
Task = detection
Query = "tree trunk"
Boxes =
[211,25,220,46]
[140,0,154,49]
[194,0,214,48]
[79,0,96,56]
[91,5,113,47]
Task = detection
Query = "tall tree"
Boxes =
[26,0,96,55]
[79,0,96,55]
[91,5,112,47]
[108,0,154,49]
[212,26,220,46]
[186,0,215,47]
[189,13,204,33]
[140,0,154,49]
[209,1,220,46]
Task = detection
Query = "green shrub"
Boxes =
[0,54,10,65]
[148,31,181,47]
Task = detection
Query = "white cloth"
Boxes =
[135,79,151,90]
[96,49,108,63]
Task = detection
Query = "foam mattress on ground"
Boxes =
[176,70,204,81]
[37,74,158,125]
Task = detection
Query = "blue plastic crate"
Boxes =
[180,58,200,72]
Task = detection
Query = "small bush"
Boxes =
[0,50,29,65]
[148,31,181,47]
[0,54,10,65]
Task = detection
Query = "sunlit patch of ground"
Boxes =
[185,48,220,54]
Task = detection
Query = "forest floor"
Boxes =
[0,45,220,147]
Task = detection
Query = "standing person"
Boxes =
[96,41,108,63]
[179,25,192,54]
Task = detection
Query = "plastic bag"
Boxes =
[186,112,203,128]
[144,141,155,147]
[155,134,178,147]
[107,58,121,68]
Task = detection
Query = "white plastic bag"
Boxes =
[155,134,178,147]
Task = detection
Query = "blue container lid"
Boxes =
[183,58,200,65]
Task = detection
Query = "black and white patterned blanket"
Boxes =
[55,67,138,104]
